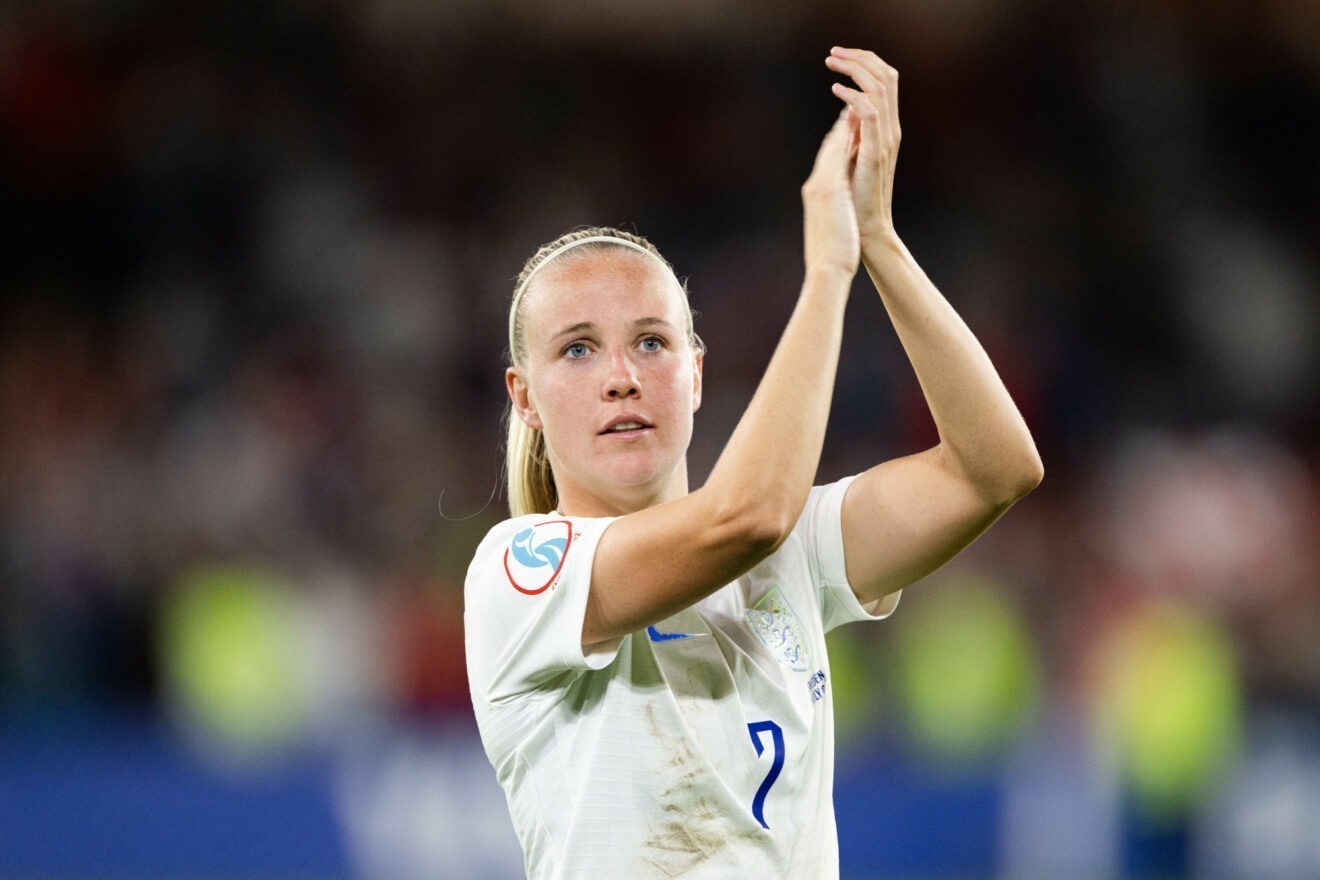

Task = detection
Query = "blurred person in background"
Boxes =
[464,47,1042,878]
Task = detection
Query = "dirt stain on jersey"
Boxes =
[636,703,762,877]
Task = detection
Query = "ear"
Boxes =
[691,349,703,413]
[506,367,544,430]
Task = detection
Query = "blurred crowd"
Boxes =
[1,0,1318,845]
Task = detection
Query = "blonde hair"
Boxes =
[505,226,702,518]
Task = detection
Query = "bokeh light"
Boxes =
[1090,601,1243,821]
[159,565,305,758]
[890,572,1042,766]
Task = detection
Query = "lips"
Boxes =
[599,415,654,435]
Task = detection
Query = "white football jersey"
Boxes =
[464,476,899,879]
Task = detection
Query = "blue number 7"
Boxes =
[747,720,785,829]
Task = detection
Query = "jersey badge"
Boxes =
[745,585,811,672]
[503,520,573,595]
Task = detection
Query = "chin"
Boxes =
[603,462,667,490]
[595,452,681,496]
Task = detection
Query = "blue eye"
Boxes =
[640,336,664,352]
[565,342,589,359]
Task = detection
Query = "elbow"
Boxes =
[746,508,797,555]
[1014,451,1045,498]
[951,440,1043,508]
[708,493,798,559]
[992,446,1044,506]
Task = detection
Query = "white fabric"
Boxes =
[464,475,899,880]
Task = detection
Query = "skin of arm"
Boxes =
[826,46,1045,605]
[582,112,860,645]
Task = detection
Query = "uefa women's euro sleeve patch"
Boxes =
[503,520,574,595]
[465,514,620,703]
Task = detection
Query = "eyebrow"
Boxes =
[550,317,676,341]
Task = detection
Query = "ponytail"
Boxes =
[505,407,557,517]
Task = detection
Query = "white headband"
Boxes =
[508,236,668,363]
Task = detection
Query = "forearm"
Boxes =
[585,270,852,642]
[702,269,852,539]
[862,234,1043,502]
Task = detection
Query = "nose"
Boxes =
[602,347,640,400]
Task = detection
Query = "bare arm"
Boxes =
[826,47,1044,605]
[583,112,859,646]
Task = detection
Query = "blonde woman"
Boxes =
[464,47,1042,878]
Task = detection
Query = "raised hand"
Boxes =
[825,47,901,244]
[801,109,860,279]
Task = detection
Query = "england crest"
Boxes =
[745,585,811,672]
[503,520,573,595]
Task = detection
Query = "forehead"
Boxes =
[521,249,685,332]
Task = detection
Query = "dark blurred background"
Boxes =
[1,0,1317,877]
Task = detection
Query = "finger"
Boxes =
[809,111,853,178]
[836,99,862,157]
[825,53,885,107]
[830,46,899,85]
[847,107,862,164]
[825,53,896,139]
[828,47,902,141]
[829,48,900,139]
[831,81,888,165]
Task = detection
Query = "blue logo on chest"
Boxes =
[647,625,694,642]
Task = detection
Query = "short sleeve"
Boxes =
[798,475,901,632]
[464,513,621,704]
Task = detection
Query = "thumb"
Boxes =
[809,111,853,179]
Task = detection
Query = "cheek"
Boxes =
[657,365,697,412]
[533,374,589,431]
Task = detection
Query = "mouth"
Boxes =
[599,416,654,437]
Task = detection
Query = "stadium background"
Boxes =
[2,0,1317,877]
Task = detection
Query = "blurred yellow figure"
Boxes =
[1091,601,1242,819]
[891,572,1041,765]
[159,565,305,758]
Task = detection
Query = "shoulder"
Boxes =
[791,475,860,543]
[470,513,553,565]
[466,512,614,597]
[464,511,624,702]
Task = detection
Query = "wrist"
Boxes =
[860,230,911,273]
[860,224,903,255]
[802,265,856,289]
